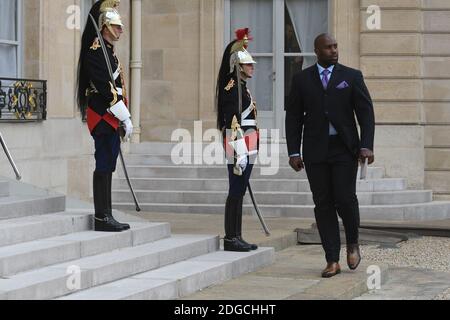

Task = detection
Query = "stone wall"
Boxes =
[359,0,425,189]
[0,0,131,201]
[3,0,450,200]
[137,0,441,191]
[140,0,219,141]
[23,0,40,79]
[358,0,450,194]
[421,0,450,199]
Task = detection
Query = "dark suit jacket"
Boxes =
[285,63,375,164]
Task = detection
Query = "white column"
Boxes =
[130,0,142,143]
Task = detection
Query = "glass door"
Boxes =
[225,0,329,140]
[276,0,329,139]
[227,0,275,133]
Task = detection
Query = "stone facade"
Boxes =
[359,0,450,196]
[1,0,450,199]
[140,0,219,142]
[0,0,132,200]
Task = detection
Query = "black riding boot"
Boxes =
[224,196,251,252]
[107,172,130,231]
[235,197,258,251]
[93,172,126,232]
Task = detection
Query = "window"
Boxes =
[0,0,22,78]
[225,0,329,131]
[284,0,328,103]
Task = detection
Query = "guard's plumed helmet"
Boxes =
[99,0,123,39]
[229,28,257,73]
[216,28,257,130]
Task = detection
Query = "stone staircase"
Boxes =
[112,142,450,221]
[0,178,274,300]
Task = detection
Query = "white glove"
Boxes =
[238,156,248,172]
[122,118,133,142]
[109,100,131,121]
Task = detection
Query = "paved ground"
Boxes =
[128,212,311,252]
[356,267,450,300]
[182,245,388,300]
[125,211,450,300]
[125,212,384,300]
[358,236,450,300]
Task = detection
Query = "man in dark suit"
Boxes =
[285,34,375,278]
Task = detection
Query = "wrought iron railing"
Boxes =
[0,78,47,122]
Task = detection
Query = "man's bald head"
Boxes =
[314,33,336,50]
[314,33,339,67]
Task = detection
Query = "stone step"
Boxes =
[112,177,407,192]
[0,181,9,197]
[58,248,275,300]
[0,235,219,300]
[112,190,433,206]
[130,142,187,155]
[124,154,192,165]
[113,201,450,221]
[121,154,293,166]
[0,222,171,277]
[182,246,390,300]
[129,142,289,156]
[116,165,385,180]
[274,202,450,221]
[0,212,92,248]
[0,194,66,220]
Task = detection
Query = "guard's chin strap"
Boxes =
[105,24,120,41]
[240,73,252,80]
[239,67,252,80]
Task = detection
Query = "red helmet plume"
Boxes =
[234,28,253,49]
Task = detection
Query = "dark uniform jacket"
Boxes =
[285,63,375,164]
[85,37,127,134]
[220,75,259,157]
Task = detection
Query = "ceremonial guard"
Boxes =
[77,0,133,232]
[217,29,260,252]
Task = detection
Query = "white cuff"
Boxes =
[109,100,130,122]
[228,138,249,157]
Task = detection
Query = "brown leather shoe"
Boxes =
[321,262,341,278]
[347,244,362,270]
